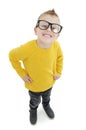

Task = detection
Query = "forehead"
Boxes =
[39,14,60,24]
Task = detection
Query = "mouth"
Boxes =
[42,33,52,38]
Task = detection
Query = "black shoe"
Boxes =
[43,105,55,118]
[29,109,37,124]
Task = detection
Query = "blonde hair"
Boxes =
[38,9,59,21]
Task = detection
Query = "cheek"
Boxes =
[54,33,59,39]
[35,29,43,37]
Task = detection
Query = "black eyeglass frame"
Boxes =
[36,20,63,34]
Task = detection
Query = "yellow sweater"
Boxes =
[9,40,63,92]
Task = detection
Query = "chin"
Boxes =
[44,37,53,42]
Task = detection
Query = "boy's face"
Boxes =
[34,14,60,45]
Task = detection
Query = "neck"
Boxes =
[37,40,52,49]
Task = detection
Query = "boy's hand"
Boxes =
[22,75,33,83]
[53,74,60,80]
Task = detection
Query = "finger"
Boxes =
[28,77,33,82]
[27,78,33,83]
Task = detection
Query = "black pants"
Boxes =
[29,88,52,110]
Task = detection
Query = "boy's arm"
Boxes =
[54,44,63,80]
[9,46,28,78]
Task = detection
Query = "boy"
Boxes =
[9,9,63,124]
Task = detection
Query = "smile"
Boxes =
[43,33,52,38]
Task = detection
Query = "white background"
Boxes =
[0,0,86,129]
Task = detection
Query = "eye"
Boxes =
[38,20,49,29]
[52,28,58,33]
[41,24,48,29]
[52,25,61,33]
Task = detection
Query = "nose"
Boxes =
[47,25,52,32]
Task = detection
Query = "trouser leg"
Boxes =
[29,90,41,110]
[28,91,41,124]
[42,88,54,118]
[42,88,52,107]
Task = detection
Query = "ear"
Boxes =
[34,27,37,35]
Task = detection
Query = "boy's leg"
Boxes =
[42,88,54,118]
[29,91,41,124]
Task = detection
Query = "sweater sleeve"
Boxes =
[9,44,28,78]
[56,43,63,76]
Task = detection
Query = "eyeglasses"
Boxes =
[36,20,63,34]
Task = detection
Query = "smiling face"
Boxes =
[34,14,60,48]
